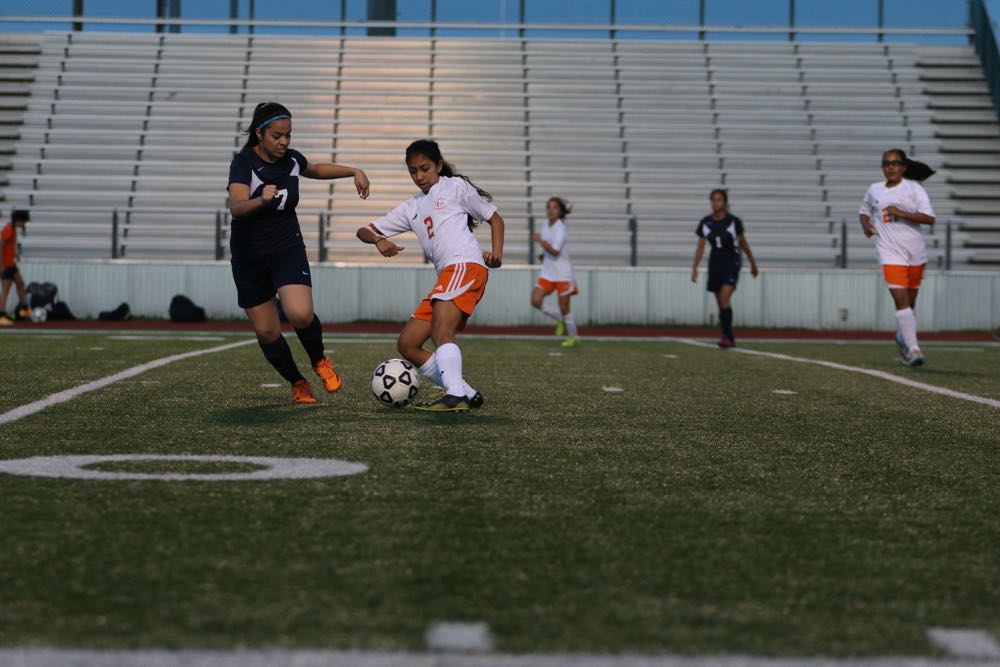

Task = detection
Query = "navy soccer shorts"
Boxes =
[1,265,19,281]
[230,244,312,309]
[706,262,740,293]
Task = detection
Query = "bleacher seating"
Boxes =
[1,30,998,267]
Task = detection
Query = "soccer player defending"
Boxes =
[531,196,580,347]
[228,102,370,403]
[859,148,937,367]
[357,139,505,412]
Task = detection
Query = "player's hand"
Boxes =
[751,264,759,278]
[375,238,403,257]
[483,251,502,268]
[690,268,698,283]
[261,184,277,203]
[885,205,903,219]
[354,170,370,199]
[861,223,876,238]
[531,232,542,243]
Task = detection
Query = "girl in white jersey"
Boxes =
[859,148,937,367]
[531,196,580,347]
[357,139,505,412]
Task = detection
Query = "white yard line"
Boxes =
[0,339,256,426]
[0,648,996,667]
[678,339,1000,410]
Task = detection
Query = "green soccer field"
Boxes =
[1,330,998,656]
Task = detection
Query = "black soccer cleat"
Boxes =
[414,393,471,412]
[468,391,484,409]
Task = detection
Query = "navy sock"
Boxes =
[294,315,325,366]
[719,307,734,340]
[258,335,304,384]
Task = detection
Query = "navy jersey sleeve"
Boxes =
[733,216,745,237]
[288,149,308,175]
[695,216,709,238]
[228,152,251,188]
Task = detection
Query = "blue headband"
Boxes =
[258,114,290,129]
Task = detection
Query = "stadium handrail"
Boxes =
[0,15,974,40]
[970,0,1000,123]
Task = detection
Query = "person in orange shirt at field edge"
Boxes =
[0,209,30,326]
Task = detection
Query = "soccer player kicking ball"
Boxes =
[358,139,505,412]
[859,148,937,367]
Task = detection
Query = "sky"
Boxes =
[0,0,992,43]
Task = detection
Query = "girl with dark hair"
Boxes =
[859,148,937,367]
[228,101,371,404]
[691,188,759,348]
[357,139,505,412]
[530,196,580,347]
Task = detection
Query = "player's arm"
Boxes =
[483,212,504,268]
[885,206,935,226]
[691,237,706,282]
[304,162,370,199]
[357,223,403,257]
[532,236,559,257]
[738,234,759,278]
[858,213,876,238]
[228,182,276,218]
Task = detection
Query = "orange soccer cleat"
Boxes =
[313,358,343,393]
[291,379,317,404]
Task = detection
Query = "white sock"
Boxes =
[435,342,465,397]
[419,355,443,388]
[895,307,919,351]
[540,301,562,322]
[463,381,477,399]
[564,312,578,337]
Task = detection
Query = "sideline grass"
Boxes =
[0,331,998,655]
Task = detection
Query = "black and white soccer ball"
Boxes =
[371,358,420,408]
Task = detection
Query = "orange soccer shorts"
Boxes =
[536,277,579,297]
[882,264,925,290]
[411,262,489,330]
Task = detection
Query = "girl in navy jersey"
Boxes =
[357,139,505,412]
[691,189,759,348]
[228,101,370,404]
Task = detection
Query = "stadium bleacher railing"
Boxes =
[970,0,1000,122]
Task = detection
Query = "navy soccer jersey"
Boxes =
[227,147,308,260]
[695,213,745,266]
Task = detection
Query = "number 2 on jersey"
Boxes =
[423,216,435,238]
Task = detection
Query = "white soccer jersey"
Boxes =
[859,178,935,266]
[539,219,575,282]
[372,176,498,274]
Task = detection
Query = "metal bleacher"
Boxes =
[2,29,999,268]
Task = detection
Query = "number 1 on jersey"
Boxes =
[423,216,435,238]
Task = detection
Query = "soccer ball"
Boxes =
[371,358,420,408]
[30,307,47,323]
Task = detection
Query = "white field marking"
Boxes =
[927,628,1000,658]
[0,455,368,482]
[87,346,104,351]
[663,354,679,358]
[0,339,256,426]
[602,386,624,393]
[107,335,226,342]
[425,622,494,652]
[260,383,281,388]
[772,389,798,395]
[678,339,1000,411]
[0,648,993,667]
[548,352,563,357]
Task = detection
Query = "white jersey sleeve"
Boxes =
[455,178,498,222]
[371,199,415,237]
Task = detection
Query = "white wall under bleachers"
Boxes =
[19,259,1000,332]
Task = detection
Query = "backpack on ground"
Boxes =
[169,294,206,322]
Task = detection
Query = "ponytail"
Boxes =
[886,147,936,182]
[241,101,292,151]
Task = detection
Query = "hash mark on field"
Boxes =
[772,389,797,395]
[0,339,257,426]
[425,622,494,652]
[679,339,1000,410]
[260,383,281,388]
[927,628,1000,658]
[602,386,624,393]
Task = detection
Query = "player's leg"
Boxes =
[414,300,471,411]
[885,265,922,365]
[558,290,579,347]
[12,271,28,318]
[0,276,12,319]
[532,281,564,333]
[235,258,312,403]
[715,284,735,347]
